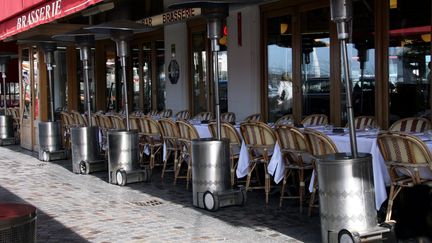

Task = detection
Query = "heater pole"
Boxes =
[46,52,55,122]
[81,45,92,127]
[2,72,6,114]
[115,38,130,131]
[331,0,358,157]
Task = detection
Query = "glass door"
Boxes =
[20,48,32,150]
[265,15,293,122]
[191,30,209,115]
[300,8,331,118]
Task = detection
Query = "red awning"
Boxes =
[0,0,103,40]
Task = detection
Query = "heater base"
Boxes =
[76,159,107,174]
[109,167,151,186]
[193,186,247,212]
[39,149,68,162]
[0,137,16,146]
[332,224,393,243]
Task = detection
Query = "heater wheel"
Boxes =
[79,161,89,174]
[42,151,49,161]
[338,229,360,243]
[203,191,219,212]
[116,169,127,186]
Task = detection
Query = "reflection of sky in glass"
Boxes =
[268,45,292,74]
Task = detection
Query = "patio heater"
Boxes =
[315,0,394,242]
[85,20,152,186]
[53,30,107,174]
[38,42,68,161]
[0,55,16,145]
[169,0,256,211]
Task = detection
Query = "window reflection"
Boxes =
[345,0,375,121]
[21,48,30,119]
[301,8,330,117]
[106,50,116,111]
[266,15,293,122]
[192,31,208,115]
[388,0,431,121]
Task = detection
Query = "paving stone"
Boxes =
[0,145,322,243]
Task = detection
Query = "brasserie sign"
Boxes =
[0,0,103,40]
[17,0,62,30]
[136,8,201,27]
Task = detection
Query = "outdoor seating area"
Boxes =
[54,110,432,223]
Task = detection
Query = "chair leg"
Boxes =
[245,163,256,191]
[308,174,318,217]
[385,185,402,222]
[230,157,235,187]
[264,165,270,205]
[279,168,290,208]
[174,157,182,186]
[161,150,171,180]
[299,169,305,214]
[186,160,192,190]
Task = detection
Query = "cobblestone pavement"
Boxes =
[0,145,321,243]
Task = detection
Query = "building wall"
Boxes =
[164,23,189,115]
[162,2,262,121]
[226,5,261,121]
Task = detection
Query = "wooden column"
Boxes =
[329,22,341,126]
[66,45,79,112]
[95,41,107,111]
[375,0,389,129]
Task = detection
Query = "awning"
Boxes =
[0,0,103,40]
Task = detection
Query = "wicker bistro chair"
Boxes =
[158,118,181,180]
[240,122,276,205]
[208,122,242,186]
[70,110,86,126]
[147,110,160,117]
[351,116,377,130]
[193,112,214,121]
[243,113,263,122]
[275,114,294,126]
[221,112,236,123]
[60,111,75,149]
[175,110,190,120]
[301,114,328,127]
[110,115,126,130]
[389,117,431,133]
[303,128,339,216]
[275,125,313,212]
[377,131,432,222]
[159,109,173,118]
[175,120,200,189]
[136,116,163,170]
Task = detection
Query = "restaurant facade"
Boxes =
[0,0,430,151]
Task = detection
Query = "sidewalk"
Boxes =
[0,145,321,243]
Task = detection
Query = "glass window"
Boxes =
[33,48,39,120]
[21,48,30,119]
[142,43,152,113]
[132,46,140,111]
[388,0,431,121]
[156,40,165,110]
[266,15,293,122]
[218,48,228,113]
[106,50,116,111]
[345,0,375,122]
[191,31,208,115]
[301,8,330,117]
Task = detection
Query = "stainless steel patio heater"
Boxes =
[316,0,394,242]
[38,42,68,161]
[169,0,255,211]
[85,20,152,186]
[0,55,16,146]
[53,30,107,174]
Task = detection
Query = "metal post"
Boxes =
[331,0,358,157]
[80,46,92,127]
[207,17,222,139]
[115,39,130,131]
[212,40,221,140]
[2,71,6,114]
[46,51,55,122]
[340,39,358,157]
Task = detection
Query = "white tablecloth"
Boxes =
[264,130,392,210]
